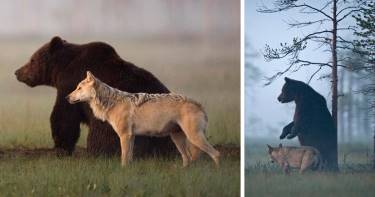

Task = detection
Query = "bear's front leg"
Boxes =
[87,119,120,156]
[287,120,307,139]
[280,122,294,139]
[286,126,299,139]
[50,95,83,155]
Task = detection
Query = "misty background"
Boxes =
[0,0,238,38]
[245,0,373,144]
[0,1,240,194]
[0,0,240,148]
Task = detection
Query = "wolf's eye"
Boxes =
[78,87,81,90]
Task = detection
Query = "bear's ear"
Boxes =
[49,36,64,53]
[279,143,282,148]
[284,77,291,82]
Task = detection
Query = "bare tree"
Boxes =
[259,0,364,122]
[245,37,261,85]
[258,0,368,170]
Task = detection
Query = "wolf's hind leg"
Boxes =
[299,154,314,174]
[183,130,220,167]
[179,113,220,167]
[187,142,202,161]
[170,132,190,167]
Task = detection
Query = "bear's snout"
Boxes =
[277,95,283,102]
[14,66,41,87]
[14,68,25,81]
[14,68,22,78]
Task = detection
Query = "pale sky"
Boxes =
[245,0,344,138]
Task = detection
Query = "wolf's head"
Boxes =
[66,71,96,104]
[267,144,282,163]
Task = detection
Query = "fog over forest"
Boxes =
[245,0,373,143]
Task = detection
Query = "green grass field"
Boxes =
[0,37,240,196]
[245,138,375,197]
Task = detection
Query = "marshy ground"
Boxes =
[0,37,240,196]
[246,138,375,197]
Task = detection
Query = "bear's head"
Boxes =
[15,36,66,87]
[277,77,305,103]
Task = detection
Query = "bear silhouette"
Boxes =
[278,77,338,171]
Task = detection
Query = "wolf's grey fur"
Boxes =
[67,71,219,168]
[89,76,200,121]
[267,144,322,174]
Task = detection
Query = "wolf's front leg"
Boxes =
[282,162,290,174]
[119,134,134,166]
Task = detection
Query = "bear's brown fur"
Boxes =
[278,77,338,171]
[15,36,176,157]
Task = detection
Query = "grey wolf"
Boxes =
[67,71,220,167]
[267,143,322,174]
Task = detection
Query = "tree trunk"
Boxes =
[331,0,339,170]
[332,0,338,130]
[348,66,353,141]
[373,64,375,169]
[339,68,345,143]
[363,96,371,137]
[355,96,361,139]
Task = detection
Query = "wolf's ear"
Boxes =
[279,143,282,148]
[86,71,95,81]
[50,36,64,53]
[284,77,291,82]
[267,144,273,154]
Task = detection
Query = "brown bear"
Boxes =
[15,36,176,157]
[278,77,338,171]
